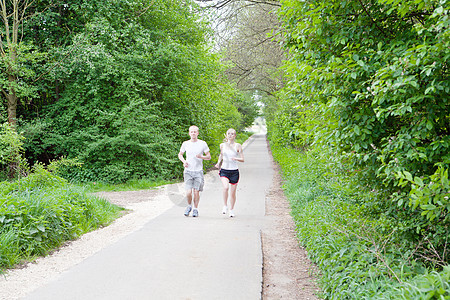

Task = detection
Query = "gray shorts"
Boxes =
[184,170,204,191]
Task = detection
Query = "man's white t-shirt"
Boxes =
[180,140,210,172]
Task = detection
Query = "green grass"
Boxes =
[0,166,124,271]
[79,178,172,193]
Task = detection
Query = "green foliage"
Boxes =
[394,167,450,253]
[0,166,123,270]
[47,100,182,183]
[236,131,254,145]
[232,92,260,131]
[0,42,45,101]
[264,95,299,147]
[0,123,24,167]
[46,157,83,175]
[6,163,67,192]
[264,95,325,149]
[15,0,253,183]
[270,142,450,299]
[389,266,450,299]
[0,123,28,180]
[273,0,450,264]
[397,167,450,223]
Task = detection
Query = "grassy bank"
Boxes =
[270,144,449,299]
[0,166,124,271]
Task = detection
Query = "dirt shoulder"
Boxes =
[261,151,320,299]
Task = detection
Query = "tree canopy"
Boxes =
[269,0,449,257]
[1,0,258,182]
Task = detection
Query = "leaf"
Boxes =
[409,80,419,88]
[404,171,413,182]
[441,170,449,187]
[435,6,444,15]
[420,204,436,210]
[414,176,424,186]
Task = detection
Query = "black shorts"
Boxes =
[219,169,240,185]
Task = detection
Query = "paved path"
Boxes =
[25,134,273,300]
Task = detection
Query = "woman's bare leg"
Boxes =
[229,184,238,210]
[220,177,230,206]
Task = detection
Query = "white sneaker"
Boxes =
[229,210,235,218]
[222,206,228,214]
[184,206,192,217]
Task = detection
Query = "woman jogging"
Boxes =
[214,128,244,217]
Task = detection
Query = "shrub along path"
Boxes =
[1,134,318,299]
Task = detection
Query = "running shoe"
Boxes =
[222,206,228,214]
[229,210,235,218]
[184,206,192,217]
[192,209,199,217]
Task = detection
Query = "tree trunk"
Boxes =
[6,80,18,128]
[7,94,17,127]
[6,87,18,178]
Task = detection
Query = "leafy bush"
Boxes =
[273,0,449,262]
[0,166,123,270]
[270,143,450,299]
[0,123,23,166]
[0,123,27,179]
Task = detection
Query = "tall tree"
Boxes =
[199,0,285,95]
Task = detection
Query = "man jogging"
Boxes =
[178,125,211,217]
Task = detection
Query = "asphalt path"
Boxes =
[25,134,273,300]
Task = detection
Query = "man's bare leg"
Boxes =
[191,190,200,217]
[193,190,200,208]
[186,189,193,206]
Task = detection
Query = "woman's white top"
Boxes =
[221,143,239,170]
